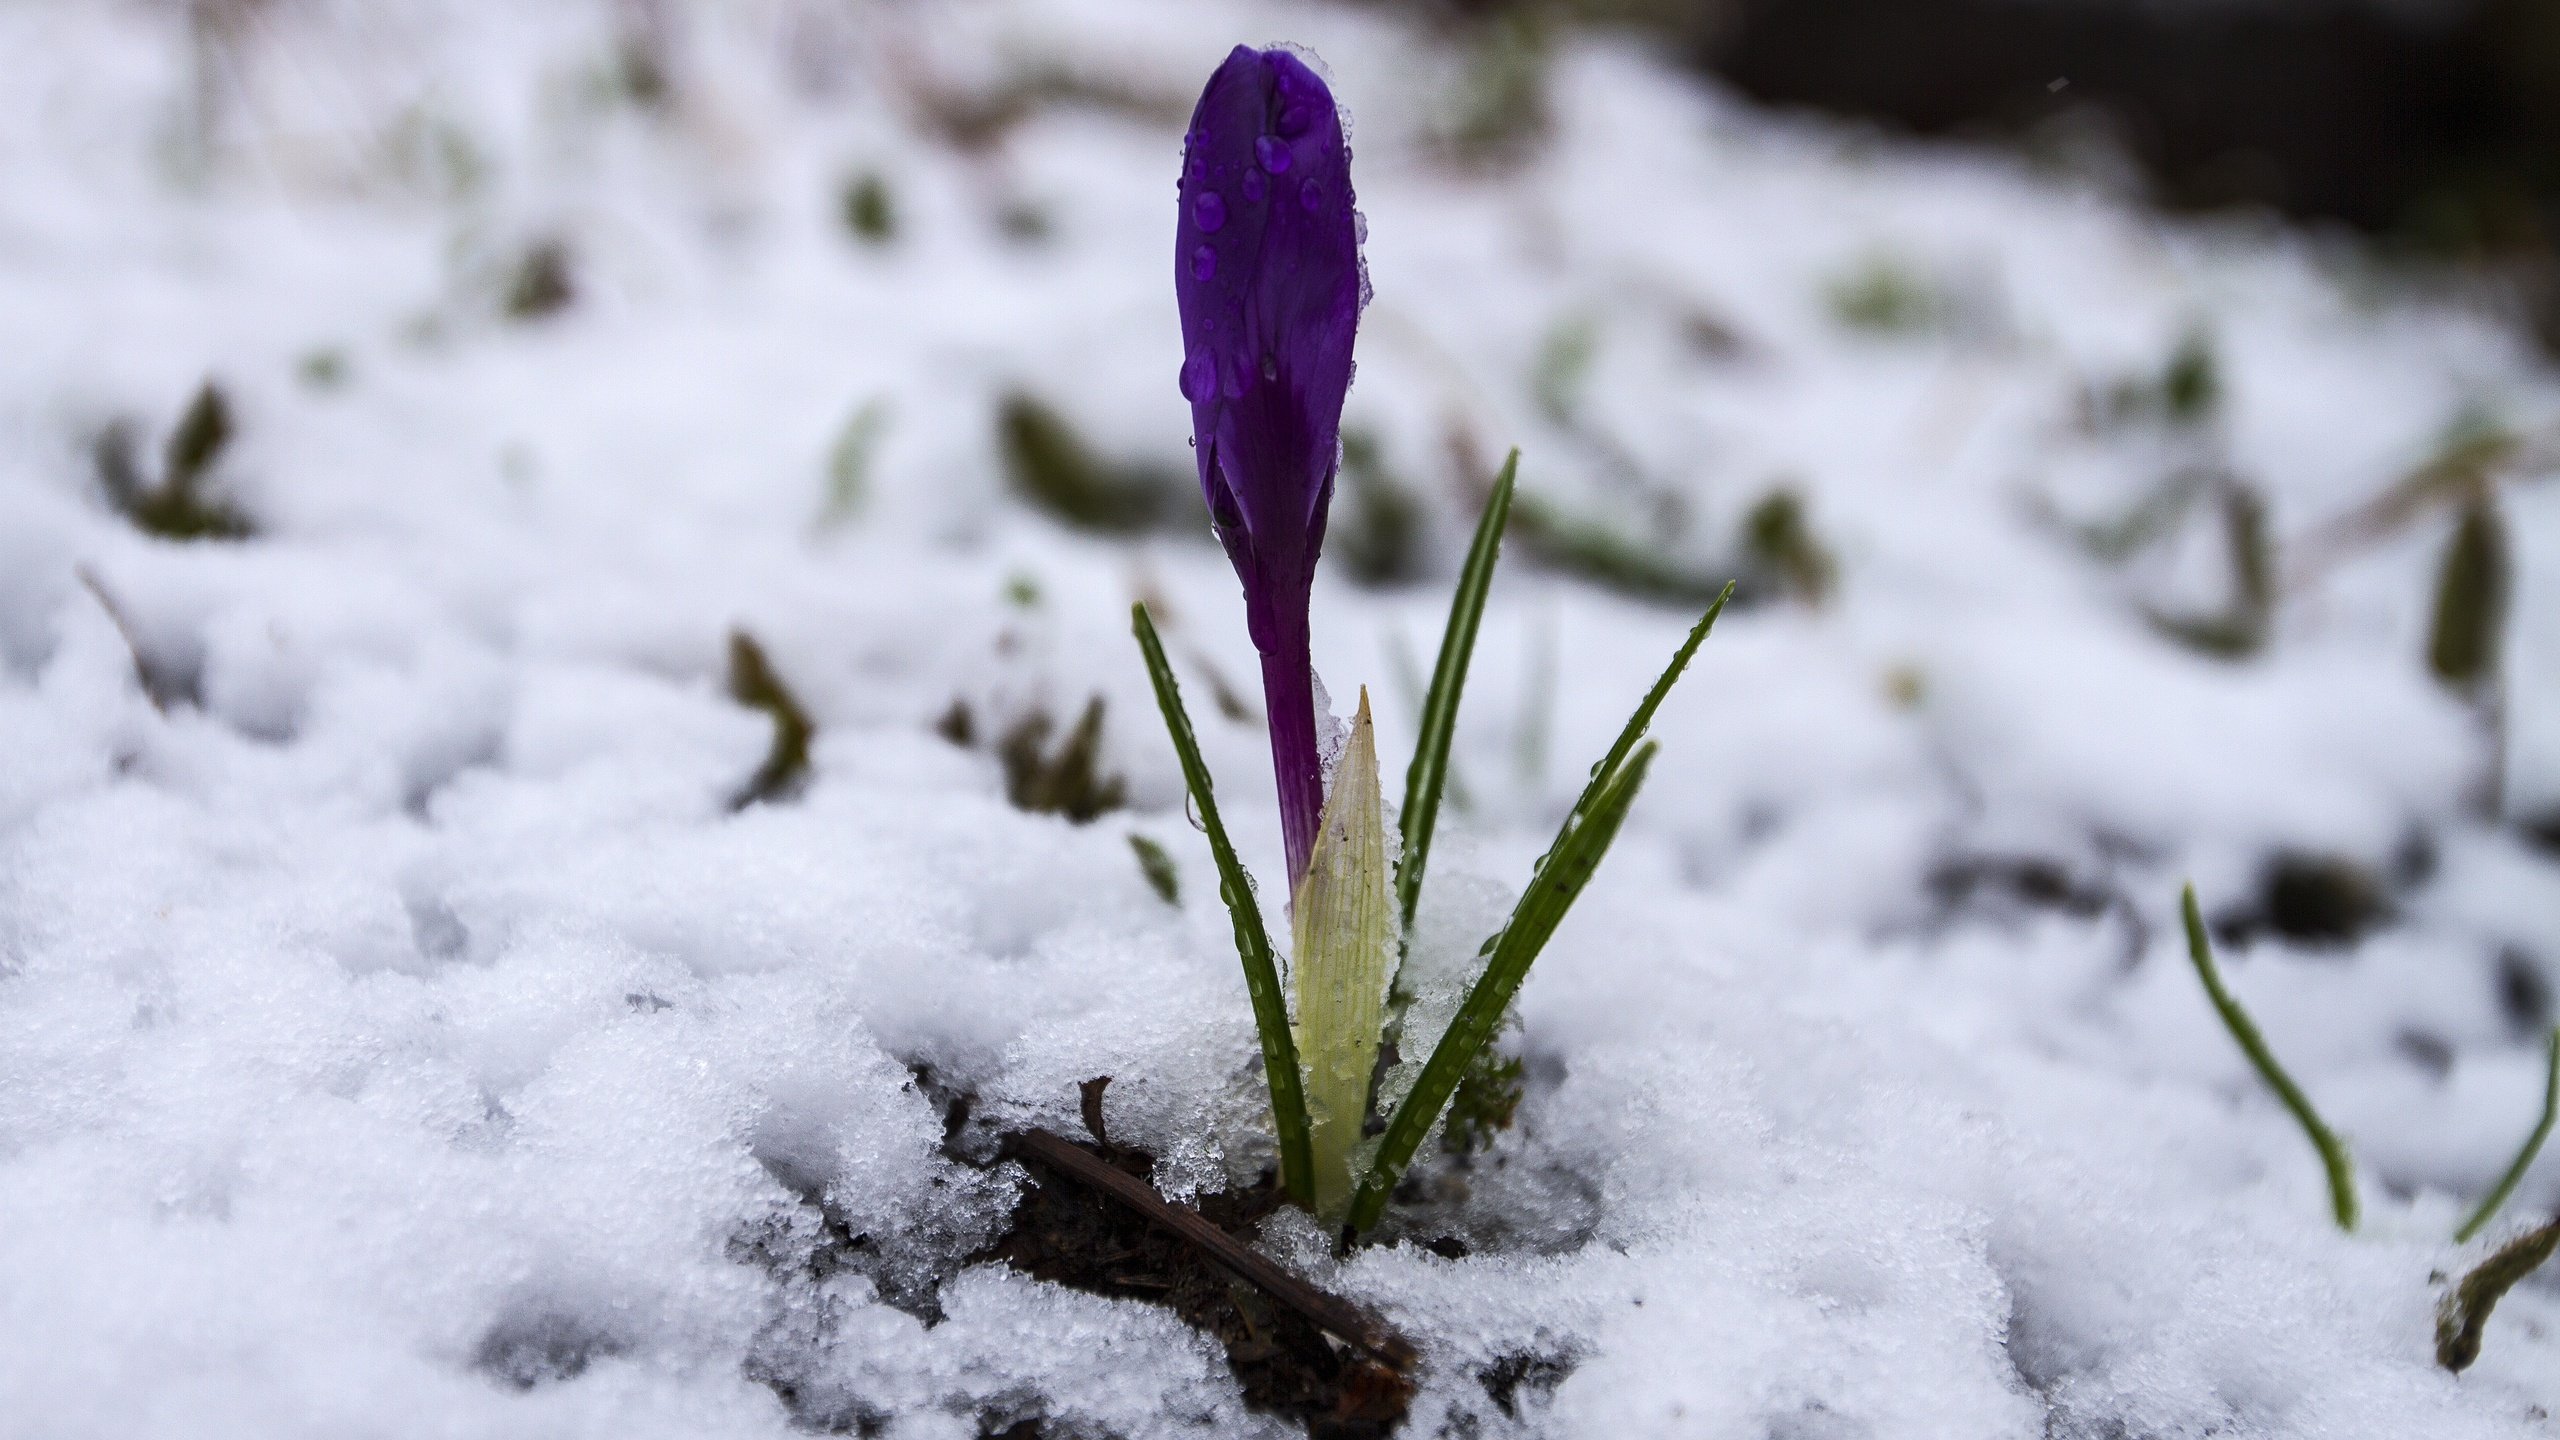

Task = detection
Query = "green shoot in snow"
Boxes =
[1133,604,1315,1206]
[2455,1026,2560,1244]
[2180,885,2359,1231]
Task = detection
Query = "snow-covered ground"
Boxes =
[4,1,2559,1435]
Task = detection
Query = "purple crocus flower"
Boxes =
[1175,45,1365,893]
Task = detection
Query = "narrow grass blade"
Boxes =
[726,630,814,810]
[2426,496,2510,695]
[1351,584,1731,1236]
[1129,833,1180,905]
[1348,742,1659,1236]
[1396,449,1516,938]
[2181,885,2359,1231]
[2439,1216,2560,1372]
[1385,627,1470,817]
[1294,691,1394,1222]
[1508,494,1727,607]
[1133,604,1315,1207]
[818,397,891,528]
[2455,1026,2560,1243]
[1570,582,1733,829]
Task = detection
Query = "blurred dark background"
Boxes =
[1395,0,2560,349]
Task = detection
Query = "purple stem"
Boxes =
[1257,605,1324,898]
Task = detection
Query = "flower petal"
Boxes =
[1175,46,1362,598]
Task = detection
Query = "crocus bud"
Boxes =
[1175,44,1365,891]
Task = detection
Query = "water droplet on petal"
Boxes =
[1299,179,1321,213]
[1255,136,1293,174]
[1190,245,1216,282]
[1178,351,1212,400]
[1241,169,1265,203]
[1260,353,1278,382]
[1192,190,1226,233]
[1276,103,1312,138]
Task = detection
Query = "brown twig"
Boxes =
[1006,1128,1417,1372]
[2439,1215,2560,1372]
[1078,1076,1112,1149]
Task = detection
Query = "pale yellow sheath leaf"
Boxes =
[1292,688,1394,1221]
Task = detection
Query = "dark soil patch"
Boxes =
[2523,809,2560,861]
[976,1136,1414,1440]
[1476,1347,1578,1420]
[2212,850,2392,950]
[474,1306,627,1391]
[2498,946,2552,1035]
[1927,853,2113,921]
[1914,846,2155,967]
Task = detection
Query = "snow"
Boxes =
[1,0,2557,1435]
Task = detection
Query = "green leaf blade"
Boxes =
[1397,449,1517,938]
[1570,581,1733,829]
[1132,604,1316,1207]
[1348,741,1660,1235]
[1349,583,1733,1237]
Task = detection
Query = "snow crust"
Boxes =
[1,1,2557,1435]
